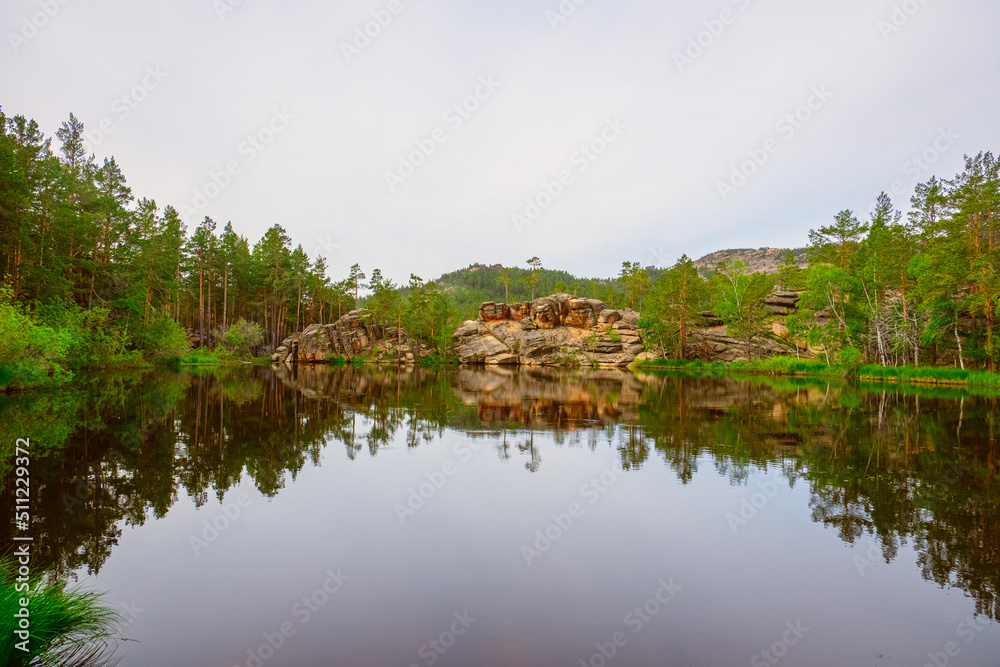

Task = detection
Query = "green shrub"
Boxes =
[220,320,265,359]
[0,290,73,390]
[141,316,191,360]
[36,301,139,369]
[838,346,863,376]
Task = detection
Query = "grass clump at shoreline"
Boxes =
[634,355,1000,388]
[857,364,1000,387]
[0,557,122,666]
[633,356,839,378]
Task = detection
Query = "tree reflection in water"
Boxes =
[0,364,996,619]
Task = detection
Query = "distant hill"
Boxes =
[433,264,622,320]
[691,248,808,277]
[428,250,804,320]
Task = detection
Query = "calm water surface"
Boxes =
[2,366,999,666]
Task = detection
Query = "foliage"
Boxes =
[710,259,775,357]
[221,319,265,359]
[618,261,651,309]
[140,316,191,361]
[639,255,707,359]
[0,289,73,389]
[0,557,121,666]
[2,105,999,373]
[838,346,863,375]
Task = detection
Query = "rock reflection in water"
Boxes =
[0,364,997,621]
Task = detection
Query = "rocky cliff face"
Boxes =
[452,294,649,367]
[692,248,808,276]
[271,310,431,365]
[685,291,820,362]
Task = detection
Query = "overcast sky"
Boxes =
[3,0,999,283]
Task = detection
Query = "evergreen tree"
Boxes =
[808,209,869,269]
[710,259,775,358]
[640,255,707,358]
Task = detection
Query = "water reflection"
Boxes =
[0,364,997,620]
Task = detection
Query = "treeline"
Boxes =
[0,109,371,347]
[435,259,664,319]
[639,152,1000,370]
[3,104,998,380]
[0,108,463,386]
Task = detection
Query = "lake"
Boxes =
[2,365,999,666]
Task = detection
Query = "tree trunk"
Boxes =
[955,317,965,370]
[988,306,995,372]
[222,264,228,331]
[679,315,687,361]
[198,263,205,348]
[207,269,212,347]
[296,282,302,333]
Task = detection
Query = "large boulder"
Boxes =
[564,299,602,329]
[479,302,510,322]
[530,297,564,329]
[765,292,803,315]
[272,310,432,365]
[452,294,645,367]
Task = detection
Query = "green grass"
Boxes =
[729,356,840,377]
[178,347,241,366]
[0,557,122,666]
[632,356,839,377]
[858,364,1000,387]
[634,355,1000,389]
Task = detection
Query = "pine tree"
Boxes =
[808,209,869,269]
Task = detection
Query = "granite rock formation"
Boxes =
[452,293,649,367]
[271,310,431,365]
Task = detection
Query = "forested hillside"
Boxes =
[642,156,1000,370]
[2,105,998,387]
[431,261,665,320]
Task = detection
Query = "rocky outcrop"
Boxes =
[684,292,820,362]
[765,291,802,316]
[453,294,649,367]
[686,325,809,363]
[271,310,432,365]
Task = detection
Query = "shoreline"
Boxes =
[631,357,1000,389]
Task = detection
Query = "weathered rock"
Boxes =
[765,292,802,315]
[685,323,815,363]
[452,293,646,367]
[479,302,510,322]
[531,297,562,329]
[564,299,600,329]
[271,310,433,365]
[510,302,532,321]
[599,309,621,326]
